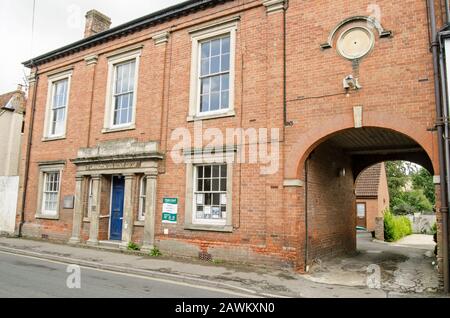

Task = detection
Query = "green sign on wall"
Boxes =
[162,198,178,224]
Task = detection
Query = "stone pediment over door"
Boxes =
[71,138,163,175]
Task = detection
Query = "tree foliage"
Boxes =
[411,168,435,206]
[385,161,434,215]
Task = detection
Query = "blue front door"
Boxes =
[110,176,125,241]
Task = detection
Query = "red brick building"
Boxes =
[17,0,446,279]
[355,163,390,232]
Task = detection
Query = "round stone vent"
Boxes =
[337,26,374,60]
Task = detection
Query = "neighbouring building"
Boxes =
[0,87,26,234]
[17,0,447,284]
[355,163,390,232]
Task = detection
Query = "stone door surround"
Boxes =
[69,138,162,252]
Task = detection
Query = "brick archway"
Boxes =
[285,111,437,179]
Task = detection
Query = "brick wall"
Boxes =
[305,141,356,261]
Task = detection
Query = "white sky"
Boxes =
[0,0,185,94]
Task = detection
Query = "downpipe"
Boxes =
[18,64,38,237]
[428,0,449,293]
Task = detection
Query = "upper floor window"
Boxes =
[50,79,68,136]
[188,20,237,121]
[199,36,230,113]
[44,71,72,139]
[103,48,141,132]
[113,60,136,126]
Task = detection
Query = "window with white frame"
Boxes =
[113,60,136,126]
[199,36,230,113]
[41,171,61,216]
[44,72,71,138]
[104,49,140,131]
[138,176,147,221]
[193,164,227,224]
[188,21,237,120]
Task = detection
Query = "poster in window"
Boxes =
[196,211,204,219]
[162,198,178,224]
[204,206,211,215]
[212,207,221,219]
[220,193,227,205]
[196,193,204,205]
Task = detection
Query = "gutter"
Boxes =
[428,0,449,293]
[18,64,39,237]
[22,0,232,68]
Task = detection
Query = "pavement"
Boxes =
[304,233,440,294]
[0,235,446,298]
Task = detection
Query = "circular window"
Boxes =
[337,26,374,60]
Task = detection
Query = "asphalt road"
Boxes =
[0,251,245,298]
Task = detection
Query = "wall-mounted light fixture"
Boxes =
[343,75,362,90]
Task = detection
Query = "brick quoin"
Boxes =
[16,0,446,282]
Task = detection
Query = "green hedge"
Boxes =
[384,209,412,242]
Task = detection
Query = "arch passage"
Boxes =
[285,112,437,180]
[295,124,436,262]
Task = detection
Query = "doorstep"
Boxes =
[98,240,121,249]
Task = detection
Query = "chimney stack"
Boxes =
[84,10,111,38]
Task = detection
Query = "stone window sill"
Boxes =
[184,224,233,233]
[42,135,66,142]
[83,217,90,223]
[35,214,59,220]
[134,221,145,227]
[187,110,235,122]
[102,125,136,134]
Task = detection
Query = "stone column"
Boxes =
[120,173,136,250]
[141,171,158,253]
[87,175,102,245]
[69,176,85,244]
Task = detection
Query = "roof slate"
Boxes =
[355,163,383,197]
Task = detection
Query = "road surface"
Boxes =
[0,251,246,298]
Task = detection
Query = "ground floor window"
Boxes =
[37,162,65,219]
[86,177,94,218]
[42,172,60,216]
[194,164,227,225]
[138,176,146,221]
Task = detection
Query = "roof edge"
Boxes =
[23,0,232,68]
